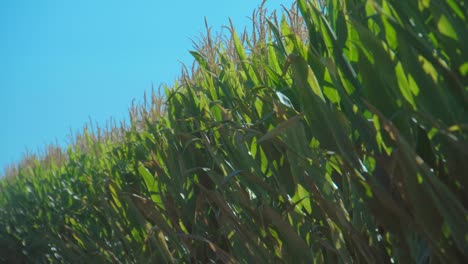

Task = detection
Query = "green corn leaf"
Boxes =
[258,114,303,143]
[230,22,260,86]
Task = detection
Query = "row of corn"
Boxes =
[1,0,466,263]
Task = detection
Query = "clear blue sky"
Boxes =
[0,0,294,175]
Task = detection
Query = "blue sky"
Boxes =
[0,0,294,175]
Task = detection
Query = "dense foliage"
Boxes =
[1,0,467,263]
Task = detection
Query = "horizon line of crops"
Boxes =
[1,0,467,263]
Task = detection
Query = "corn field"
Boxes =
[1,0,467,263]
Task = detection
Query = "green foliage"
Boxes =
[1,0,467,263]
